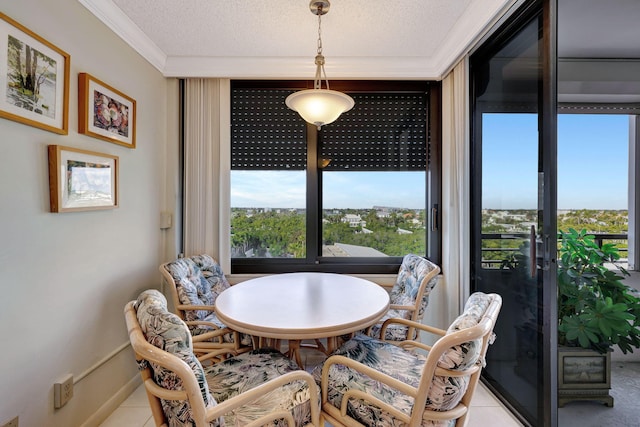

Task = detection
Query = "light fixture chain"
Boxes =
[314,5,330,90]
[285,0,354,129]
[316,9,323,55]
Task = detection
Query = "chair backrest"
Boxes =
[159,254,230,322]
[125,289,218,427]
[390,254,440,322]
[416,292,502,427]
[320,292,501,427]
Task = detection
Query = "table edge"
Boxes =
[215,299,389,340]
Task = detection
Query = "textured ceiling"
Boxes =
[79,0,513,78]
[111,0,469,58]
[79,0,640,97]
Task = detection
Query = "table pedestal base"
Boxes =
[254,337,340,368]
[287,339,330,368]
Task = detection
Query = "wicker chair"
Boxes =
[367,254,440,342]
[125,289,320,427]
[159,254,252,360]
[315,292,502,427]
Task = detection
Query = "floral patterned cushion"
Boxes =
[134,290,219,427]
[316,292,492,427]
[164,255,230,322]
[369,254,439,341]
[205,348,318,426]
[439,292,492,370]
[135,291,316,427]
[164,256,252,346]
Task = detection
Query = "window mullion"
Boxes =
[306,123,320,262]
[427,85,442,261]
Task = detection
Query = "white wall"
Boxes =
[0,1,172,425]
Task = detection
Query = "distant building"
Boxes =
[342,214,365,228]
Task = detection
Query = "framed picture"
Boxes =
[78,72,136,148]
[0,13,70,134]
[48,145,119,213]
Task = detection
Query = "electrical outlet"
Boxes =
[1,416,18,427]
[54,374,74,408]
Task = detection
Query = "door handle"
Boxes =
[529,225,536,278]
[431,205,438,232]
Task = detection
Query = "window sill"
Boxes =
[228,273,398,289]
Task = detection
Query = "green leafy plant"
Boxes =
[557,228,640,354]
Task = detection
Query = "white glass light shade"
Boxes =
[285,89,355,128]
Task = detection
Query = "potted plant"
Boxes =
[557,228,640,406]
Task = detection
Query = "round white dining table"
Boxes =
[215,272,390,367]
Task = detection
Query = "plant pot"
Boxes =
[558,346,613,407]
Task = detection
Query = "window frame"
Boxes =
[230,80,442,274]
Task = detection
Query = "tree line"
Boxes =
[230,208,426,258]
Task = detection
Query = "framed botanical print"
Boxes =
[78,72,136,148]
[0,12,70,134]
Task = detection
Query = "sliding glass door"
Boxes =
[470,1,557,426]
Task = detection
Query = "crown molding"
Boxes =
[79,0,166,71]
[432,0,518,79]
[162,56,442,80]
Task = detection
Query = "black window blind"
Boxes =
[231,89,427,171]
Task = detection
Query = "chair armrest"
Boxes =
[185,320,228,332]
[381,318,446,338]
[177,304,216,311]
[321,355,417,423]
[184,321,232,342]
[195,348,234,364]
[379,318,446,351]
[388,304,416,312]
[206,370,320,427]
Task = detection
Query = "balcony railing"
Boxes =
[481,232,629,270]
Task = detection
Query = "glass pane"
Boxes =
[322,171,426,257]
[558,113,629,263]
[230,170,306,258]
[482,114,539,210]
[558,115,629,211]
[471,11,546,425]
[479,112,540,419]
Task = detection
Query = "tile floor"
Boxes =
[99,380,522,427]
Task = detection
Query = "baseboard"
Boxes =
[80,374,142,427]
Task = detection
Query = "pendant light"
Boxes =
[285,0,354,129]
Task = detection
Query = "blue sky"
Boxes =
[231,114,630,210]
[483,113,629,210]
[231,170,425,209]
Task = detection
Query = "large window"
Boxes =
[230,81,441,274]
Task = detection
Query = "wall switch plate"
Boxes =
[1,416,18,427]
[54,374,73,408]
[160,211,172,229]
